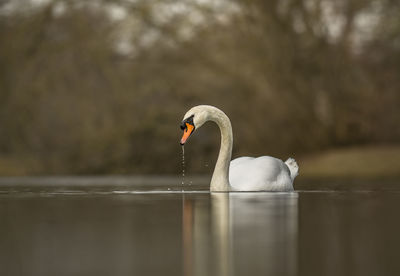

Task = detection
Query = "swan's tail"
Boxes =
[285,158,299,180]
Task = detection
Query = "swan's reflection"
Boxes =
[182,192,298,276]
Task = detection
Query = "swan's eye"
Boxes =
[180,121,186,130]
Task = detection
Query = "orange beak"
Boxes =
[180,123,195,145]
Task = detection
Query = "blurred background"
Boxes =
[0,0,399,179]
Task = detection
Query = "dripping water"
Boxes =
[181,145,185,190]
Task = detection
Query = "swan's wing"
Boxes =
[229,156,292,191]
[230,156,288,180]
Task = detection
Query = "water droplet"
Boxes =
[181,145,185,190]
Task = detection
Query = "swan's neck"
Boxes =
[209,109,233,192]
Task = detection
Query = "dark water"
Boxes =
[0,178,400,276]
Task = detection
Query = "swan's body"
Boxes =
[229,156,297,191]
[180,105,298,192]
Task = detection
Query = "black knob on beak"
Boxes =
[180,121,186,130]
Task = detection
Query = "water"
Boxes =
[0,177,399,276]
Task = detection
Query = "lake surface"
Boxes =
[0,177,399,276]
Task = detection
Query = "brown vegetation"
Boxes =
[0,0,399,175]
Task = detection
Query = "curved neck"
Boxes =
[209,108,233,192]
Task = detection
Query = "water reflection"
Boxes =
[182,192,299,276]
[3,188,399,276]
[298,192,400,276]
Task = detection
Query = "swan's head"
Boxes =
[180,105,210,145]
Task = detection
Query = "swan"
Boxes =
[180,105,299,192]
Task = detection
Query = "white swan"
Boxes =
[180,105,299,192]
